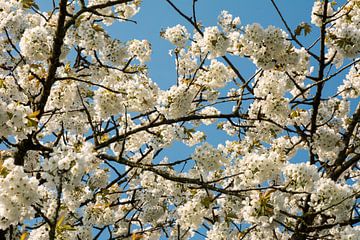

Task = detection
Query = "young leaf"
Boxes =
[20,232,29,240]
[20,0,38,9]
[294,22,312,36]
[27,110,40,120]
[132,233,143,240]
[56,214,66,228]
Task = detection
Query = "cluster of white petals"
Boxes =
[311,0,334,27]
[339,62,360,98]
[196,26,230,59]
[0,160,39,229]
[218,10,241,32]
[239,24,307,70]
[19,26,53,61]
[162,24,190,48]
[128,39,152,63]
[326,1,360,58]
[157,84,197,119]
[192,142,225,172]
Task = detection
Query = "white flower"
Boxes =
[201,26,229,58]
[325,2,360,58]
[162,24,190,48]
[338,62,360,98]
[192,142,225,172]
[197,59,234,88]
[311,1,334,27]
[218,10,240,32]
[128,39,152,63]
[115,1,140,20]
[239,24,308,71]
[199,106,220,125]
[19,26,53,61]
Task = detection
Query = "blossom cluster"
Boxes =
[0,160,39,230]
[161,24,190,48]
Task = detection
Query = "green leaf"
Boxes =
[210,40,218,46]
[75,15,86,28]
[132,233,143,240]
[6,112,13,119]
[225,211,238,222]
[335,37,353,49]
[0,79,6,88]
[26,118,38,127]
[59,224,76,231]
[0,165,9,177]
[27,110,40,119]
[294,22,312,36]
[200,196,213,208]
[19,0,38,9]
[32,2,39,10]
[290,109,300,119]
[20,232,29,240]
[91,24,105,32]
[183,127,196,138]
[56,214,66,228]
[25,110,40,127]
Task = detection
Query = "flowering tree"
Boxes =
[0,0,359,239]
